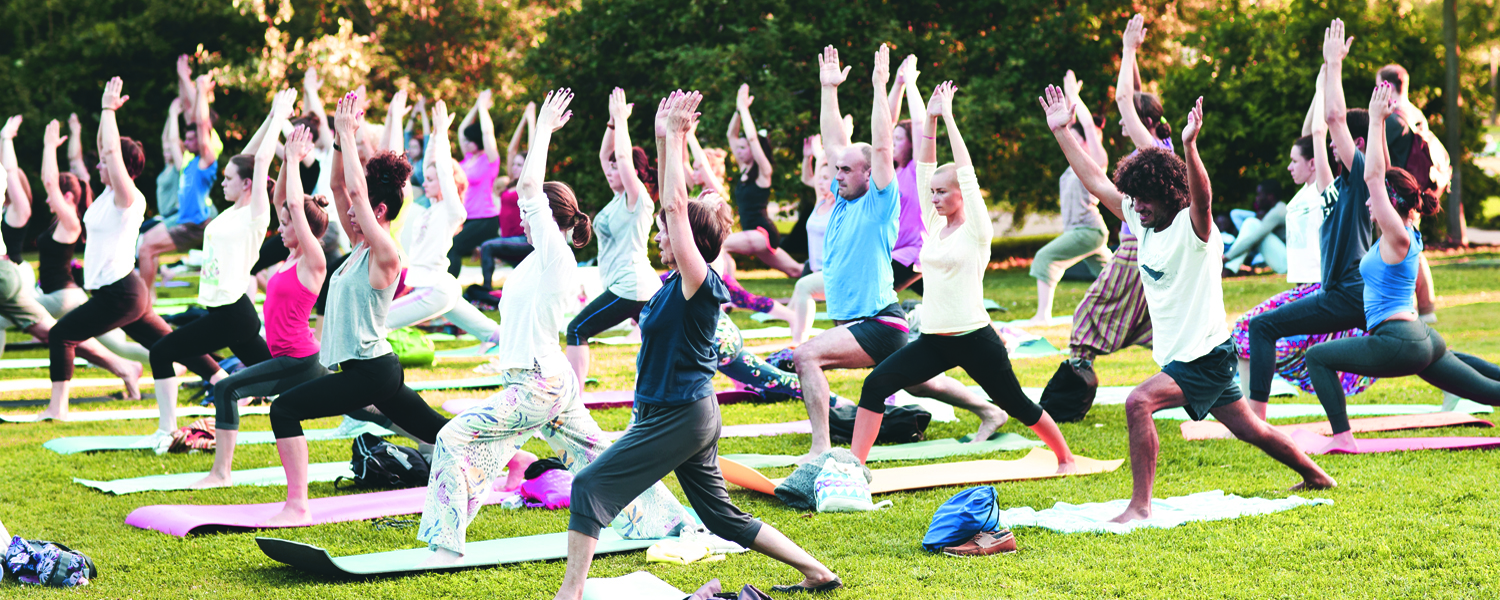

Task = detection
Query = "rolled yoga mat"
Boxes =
[1288,428,1500,455]
[44,421,394,455]
[256,528,668,577]
[128,486,517,537]
[1181,412,1494,441]
[995,490,1333,534]
[721,448,1122,496]
[1153,398,1494,421]
[78,461,352,495]
[1,405,270,424]
[720,434,1043,469]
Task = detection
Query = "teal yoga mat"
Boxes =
[1153,399,1494,421]
[720,434,1042,469]
[257,529,668,577]
[77,461,352,494]
[44,422,394,455]
[408,375,508,392]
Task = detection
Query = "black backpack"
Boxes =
[334,433,430,490]
[1039,359,1099,423]
[829,404,931,445]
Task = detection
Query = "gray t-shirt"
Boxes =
[320,244,394,367]
[1060,167,1107,232]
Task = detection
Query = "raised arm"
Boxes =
[870,44,896,189]
[599,104,623,193]
[916,84,945,230]
[67,113,90,185]
[281,125,327,289]
[1309,65,1336,192]
[506,101,534,179]
[252,89,296,223]
[163,100,185,171]
[302,67,334,152]
[334,92,400,289]
[1066,70,1108,168]
[1302,63,1327,137]
[1323,18,1358,171]
[98,77,141,208]
[242,86,296,157]
[41,120,81,241]
[1116,14,1159,151]
[1364,81,1408,262]
[520,89,572,203]
[1041,85,1125,219]
[608,88,649,209]
[1181,97,1212,242]
[663,91,709,299]
[176,55,197,116]
[382,90,410,154]
[475,90,499,163]
[428,100,461,208]
[688,128,727,198]
[901,56,928,143]
[194,74,219,167]
[735,84,773,187]
[818,46,853,161]
[1,116,30,227]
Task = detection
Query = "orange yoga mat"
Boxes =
[1180,412,1493,441]
[719,448,1123,496]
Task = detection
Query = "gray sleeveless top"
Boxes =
[320,244,394,367]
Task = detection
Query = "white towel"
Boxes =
[996,490,1332,534]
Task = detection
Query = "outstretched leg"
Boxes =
[1211,400,1335,490]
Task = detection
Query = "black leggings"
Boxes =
[1307,319,1500,434]
[479,236,533,288]
[447,217,499,277]
[268,353,448,440]
[212,353,328,430]
[565,290,645,346]
[49,272,218,382]
[859,326,1043,426]
[149,294,272,379]
[1246,284,1364,401]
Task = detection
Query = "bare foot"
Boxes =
[969,406,1010,443]
[1108,503,1152,524]
[120,361,144,400]
[499,450,538,492]
[794,447,830,465]
[1055,461,1079,475]
[35,407,66,421]
[416,547,464,568]
[259,504,314,528]
[188,472,232,490]
[1290,473,1337,491]
[1314,432,1358,455]
[1022,315,1054,328]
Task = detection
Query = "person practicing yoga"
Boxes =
[31,120,152,367]
[143,88,293,453]
[721,84,803,277]
[262,90,450,527]
[559,90,840,599]
[46,78,220,421]
[1053,14,1170,396]
[793,45,1006,462]
[788,133,836,344]
[1244,20,1381,420]
[852,81,1077,470]
[384,91,470,330]
[476,101,538,288]
[417,90,685,567]
[138,68,220,303]
[1040,85,1335,523]
[189,124,333,489]
[1026,70,1112,326]
[564,87,661,390]
[448,89,503,277]
[1302,82,1500,453]
[1229,61,1375,400]
[887,54,928,295]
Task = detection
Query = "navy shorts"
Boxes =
[1162,339,1243,421]
[844,303,910,365]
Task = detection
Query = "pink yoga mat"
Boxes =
[1289,429,1500,455]
[126,487,516,537]
[602,419,811,441]
[442,390,760,414]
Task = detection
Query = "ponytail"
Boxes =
[544,181,592,248]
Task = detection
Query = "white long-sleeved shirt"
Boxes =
[915,162,993,334]
[488,191,578,376]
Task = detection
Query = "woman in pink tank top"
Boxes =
[190,125,334,489]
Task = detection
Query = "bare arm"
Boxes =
[428,100,461,208]
[99,78,141,208]
[176,55,196,116]
[1041,85,1125,219]
[506,101,534,179]
[901,57,928,144]
[688,130,727,198]
[194,74,219,167]
[608,88,649,210]
[870,45,896,190]
[1066,70,1108,168]
[334,93,401,289]
[163,100,185,171]
[599,113,622,193]
[281,125,327,291]
[799,135,819,189]
[1302,63,1327,136]
[817,46,852,161]
[1,116,29,227]
[1181,97,1212,242]
[1310,69,1335,192]
[734,85,773,187]
[1365,82,1409,263]
[382,90,410,154]
[476,90,499,163]
[520,90,572,206]
[41,120,81,243]
[662,91,709,299]
[67,114,90,185]
[302,67,334,152]
[251,89,296,224]
[1323,19,1358,171]
[1116,15,1159,151]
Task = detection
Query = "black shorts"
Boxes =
[892,259,924,295]
[1162,339,1243,421]
[566,290,646,346]
[844,303,910,364]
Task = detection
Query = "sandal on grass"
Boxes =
[770,577,843,594]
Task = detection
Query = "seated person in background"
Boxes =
[1221,179,1287,275]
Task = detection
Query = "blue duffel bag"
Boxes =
[921,486,1000,552]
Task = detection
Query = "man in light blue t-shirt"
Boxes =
[138,69,220,301]
[790,45,1004,463]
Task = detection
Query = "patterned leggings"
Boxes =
[713,312,848,404]
[417,366,684,554]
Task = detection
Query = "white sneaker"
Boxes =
[678,526,747,554]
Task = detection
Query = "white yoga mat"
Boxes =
[996,490,1332,534]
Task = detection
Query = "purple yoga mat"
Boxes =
[126,487,516,537]
[442,390,760,414]
[1289,429,1500,455]
[603,419,811,441]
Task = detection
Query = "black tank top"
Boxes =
[735,178,772,226]
[299,159,321,195]
[37,226,78,294]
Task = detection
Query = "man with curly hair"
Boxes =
[1040,86,1336,523]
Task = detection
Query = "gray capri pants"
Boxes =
[569,396,762,547]
[1030,227,1109,284]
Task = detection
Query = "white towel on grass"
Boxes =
[582,571,684,600]
[996,490,1332,534]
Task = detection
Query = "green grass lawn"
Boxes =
[3,254,1500,598]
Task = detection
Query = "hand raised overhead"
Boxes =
[1039,85,1077,132]
[872,44,891,86]
[285,125,314,171]
[43,120,66,149]
[1323,18,1353,64]
[334,91,364,136]
[736,84,754,110]
[101,77,130,111]
[1,115,21,139]
[1122,14,1147,51]
[609,87,633,121]
[271,88,300,122]
[431,99,456,132]
[818,46,851,88]
[667,90,702,135]
[537,88,575,132]
[1182,97,1204,144]
[1369,80,1397,121]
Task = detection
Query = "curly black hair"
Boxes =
[1113,147,1189,213]
[365,151,412,221]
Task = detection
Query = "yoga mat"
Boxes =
[0,358,89,370]
[442,390,758,415]
[257,528,666,577]
[998,315,1074,327]
[1011,338,1064,359]
[1154,398,1494,421]
[720,434,1042,469]
[2,405,269,424]
[0,376,196,394]
[78,461,351,495]
[750,300,1004,324]
[1181,412,1494,441]
[1288,429,1500,455]
[995,490,1333,534]
[127,486,517,537]
[0,395,117,409]
[44,421,394,455]
[583,572,685,600]
[721,448,1122,496]
[408,375,509,392]
[605,419,813,442]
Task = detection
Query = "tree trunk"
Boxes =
[1444,0,1466,245]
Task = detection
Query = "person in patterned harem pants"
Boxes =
[1231,283,1376,397]
[714,312,851,405]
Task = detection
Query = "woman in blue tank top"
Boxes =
[1302,82,1500,454]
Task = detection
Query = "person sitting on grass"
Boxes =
[1039,84,1336,524]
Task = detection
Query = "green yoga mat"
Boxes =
[257,529,668,577]
[44,422,394,455]
[77,461,352,495]
[1153,399,1495,421]
[720,434,1042,469]
[408,375,507,392]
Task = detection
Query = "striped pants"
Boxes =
[1068,234,1152,361]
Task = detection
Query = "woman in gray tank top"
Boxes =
[262,91,449,528]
